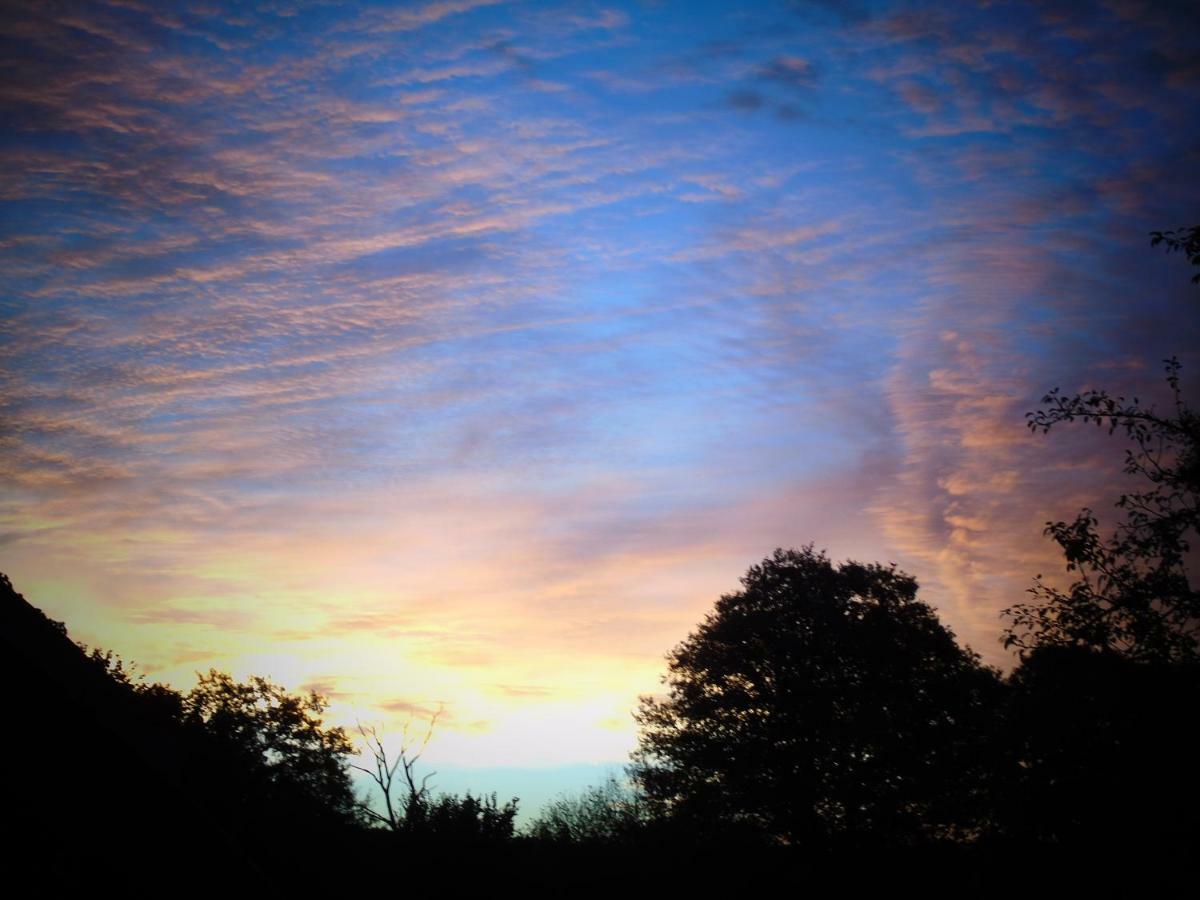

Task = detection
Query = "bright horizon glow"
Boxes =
[2,0,1199,804]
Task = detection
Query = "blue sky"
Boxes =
[2,0,1199,817]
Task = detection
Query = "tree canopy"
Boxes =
[630,546,1000,846]
[181,669,361,827]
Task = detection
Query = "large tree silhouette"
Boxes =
[630,546,1001,846]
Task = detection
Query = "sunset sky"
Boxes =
[3,0,1199,813]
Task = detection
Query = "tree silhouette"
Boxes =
[630,546,1001,846]
[182,669,361,827]
[1004,357,1199,663]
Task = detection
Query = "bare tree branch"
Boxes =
[353,705,444,832]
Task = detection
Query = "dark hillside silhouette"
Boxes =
[1,573,360,888]
[2,573,216,883]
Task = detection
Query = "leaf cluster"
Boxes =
[1151,226,1200,283]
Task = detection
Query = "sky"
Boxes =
[3,0,1199,812]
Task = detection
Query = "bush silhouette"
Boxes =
[526,777,648,845]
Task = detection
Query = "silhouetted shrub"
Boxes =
[404,791,518,843]
[526,777,649,845]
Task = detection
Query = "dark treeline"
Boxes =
[3,233,1197,890]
